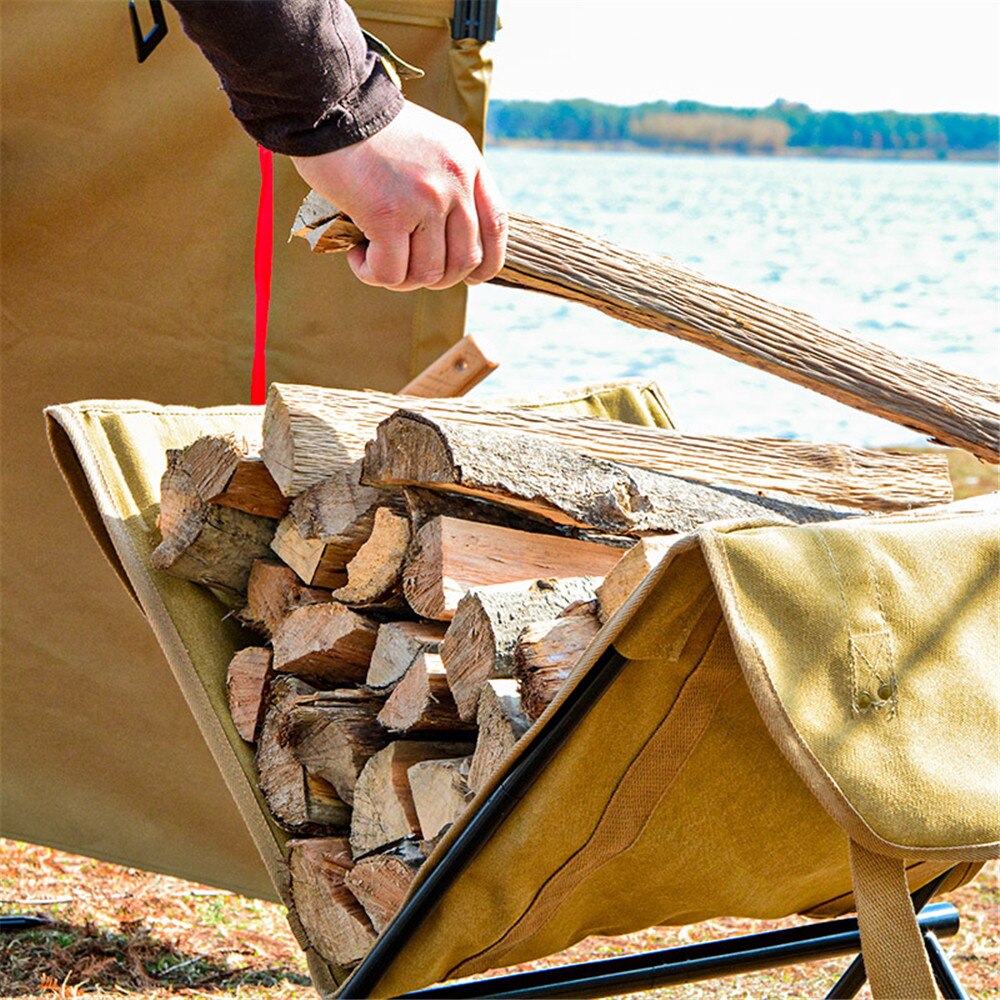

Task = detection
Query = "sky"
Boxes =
[488,1,1000,114]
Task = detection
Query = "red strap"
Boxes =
[251,146,274,405]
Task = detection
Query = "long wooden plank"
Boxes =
[296,207,998,464]
[261,384,950,511]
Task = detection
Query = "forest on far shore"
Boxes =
[486,98,1000,159]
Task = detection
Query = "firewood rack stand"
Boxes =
[341,649,970,1000]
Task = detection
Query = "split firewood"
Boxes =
[256,676,350,833]
[401,335,498,398]
[441,576,600,721]
[377,652,474,734]
[289,837,376,968]
[330,507,410,609]
[270,517,348,590]
[282,689,387,805]
[152,448,276,603]
[343,840,427,932]
[298,208,999,466]
[272,603,378,683]
[596,536,676,623]
[261,383,951,510]
[402,516,623,621]
[243,559,334,637]
[468,679,531,794]
[407,755,474,841]
[350,740,472,857]
[226,646,272,742]
[366,619,448,694]
[514,609,602,722]
[364,411,853,535]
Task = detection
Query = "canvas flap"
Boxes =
[697,502,1000,860]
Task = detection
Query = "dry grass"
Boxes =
[2,841,997,999]
[3,447,997,998]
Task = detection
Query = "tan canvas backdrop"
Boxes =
[0,0,491,898]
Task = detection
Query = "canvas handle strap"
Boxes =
[849,839,939,999]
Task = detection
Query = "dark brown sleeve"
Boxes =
[168,0,404,156]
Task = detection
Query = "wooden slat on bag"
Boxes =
[295,206,999,465]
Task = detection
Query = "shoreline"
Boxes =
[485,137,999,163]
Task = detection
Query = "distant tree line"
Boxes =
[486,98,1000,156]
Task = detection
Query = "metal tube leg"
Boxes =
[924,932,969,1000]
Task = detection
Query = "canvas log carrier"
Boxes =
[46,388,998,998]
[0,0,491,894]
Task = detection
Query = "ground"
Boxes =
[3,449,997,998]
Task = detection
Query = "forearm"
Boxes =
[168,0,403,155]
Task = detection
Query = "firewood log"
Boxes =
[298,208,1000,465]
[288,837,376,968]
[256,676,350,833]
[402,516,623,621]
[282,688,387,805]
[152,448,276,603]
[270,517,348,589]
[363,411,852,535]
[468,679,531,794]
[343,840,427,932]
[350,740,472,857]
[243,559,334,637]
[261,384,951,510]
[226,646,272,742]
[407,755,473,841]
[366,619,447,694]
[514,610,602,722]
[272,603,378,683]
[596,537,675,623]
[401,335,498,398]
[441,576,600,721]
[377,652,474,734]
[330,507,410,609]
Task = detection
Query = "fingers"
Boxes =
[348,232,409,288]
[466,169,508,285]
[395,219,447,291]
[427,205,482,291]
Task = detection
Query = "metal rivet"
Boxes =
[878,683,894,701]
[857,691,873,709]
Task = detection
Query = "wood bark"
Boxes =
[243,559,334,637]
[343,840,426,932]
[376,652,474,734]
[468,679,530,794]
[272,603,378,683]
[596,537,676,623]
[166,433,290,520]
[298,209,999,464]
[401,335,498,398]
[261,384,949,510]
[441,576,600,721]
[256,676,350,833]
[350,740,472,857]
[514,609,602,722]
[407,756,473,841]
[281,688,387,805]
[152,449,276,603]
[226,646,272,742]
[330,507,410,609]
[290,458,405,561]
[402,515,623,621]
[288,837,376,969]
[366,619,447,693]
[270,517,348,590]
[365,411,853,535]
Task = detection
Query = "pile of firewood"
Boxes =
[150,360,951,970]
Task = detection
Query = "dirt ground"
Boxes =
[1,839,997,999]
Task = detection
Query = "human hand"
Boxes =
[291,100,508,291]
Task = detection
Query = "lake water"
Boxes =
[465,148,999,448]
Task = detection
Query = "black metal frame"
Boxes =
[340,647,969,999]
